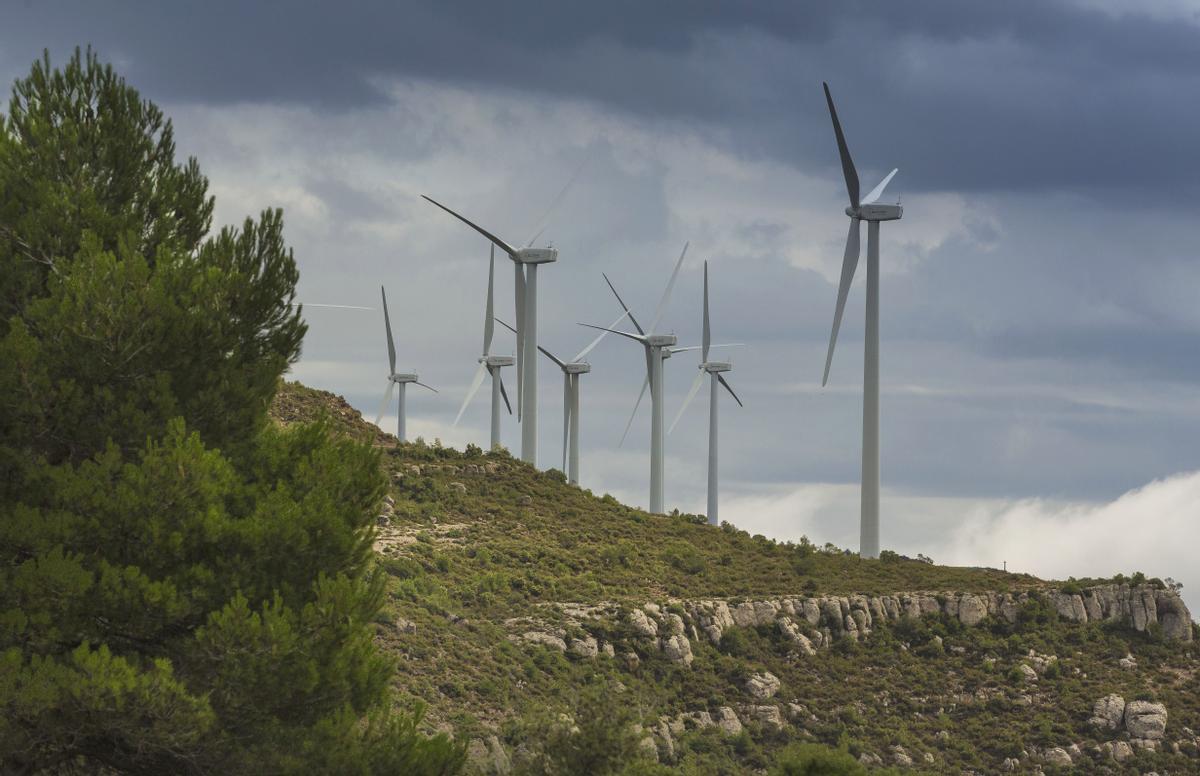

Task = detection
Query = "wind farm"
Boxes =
[10,16,1200,776]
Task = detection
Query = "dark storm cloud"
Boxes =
[5,1,1200,195]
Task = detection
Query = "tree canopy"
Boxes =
[0,48,462,775]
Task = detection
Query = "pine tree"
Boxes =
[0,48,463,775]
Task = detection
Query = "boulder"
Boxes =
[890,745,913,766]
[448,482,467,494]
[743,671,781,699]
[664,612,686,636]
[743,704,784,728]
[715,707,742,735]
[395,617,417,634]
[1124,700,1167,740]
[1017,663,1038,683]
[1088,694,1126,730]
[1111,740,1134,761]
[1041,747,1072,767]
[661,634,694,665]
[1118,654,1137,671]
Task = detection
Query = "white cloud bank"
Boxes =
[718,470,1200,612]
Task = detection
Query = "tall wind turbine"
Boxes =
[375,286,437,441]
[422,195,557,467]
[669,261,743,525]
[497,309,628,485]
[453,247,514,450]
[819,81,902,559]
[580,243,689,514]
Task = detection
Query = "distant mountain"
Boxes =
[272,381,1200,774]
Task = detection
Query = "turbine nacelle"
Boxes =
[481,355,515,367]
[645,334,677,348]
[563,362,591,375]
[847,204,903,222]
[389,372,419,384]
[516,247,558,264]
[702,361,732,373]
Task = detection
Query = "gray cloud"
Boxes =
[6,1,1200,196]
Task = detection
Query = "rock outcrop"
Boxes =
[1125,700,1168,740]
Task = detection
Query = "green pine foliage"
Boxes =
[0,49,462,774]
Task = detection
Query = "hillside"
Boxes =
[272,381,1200,774]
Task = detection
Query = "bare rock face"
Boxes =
[743,671,781,700]
[628,608,659,639]
[1124,700,1168,740]
[1089,694,1126,730]
[957,594,988,626]
[520,631,566,652]
[568,636,598,659]
[1016,663,1038,683]
[715,707,743,735]
[1156,590,1194,641]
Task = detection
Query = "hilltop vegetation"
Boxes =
[273,381,1200,775]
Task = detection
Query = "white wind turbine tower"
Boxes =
[452,247,514,450]
[422,195,557,467]
[669,261,743,525]
[374,286,437,441]
[580,243,689,514]
[497,309,628,485]
[819,81,903,559]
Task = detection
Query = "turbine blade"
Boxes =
[823,82,860,209]
[453,363,488,427]
[499,373,513,414]
[619,373,650,448]
[421,195,519,258]
[822,218,861,386]
[861,168,898,205]
[670,369,707,434]
[381,286,396,374]
[414,381,438,393]
[293,303,374,310]
[603,273,644,335]
[524,149,592,247]
[649,241,688,333]
[577,323,644,343]
[537,343,567,369]
[572,309,630,362]
[702,260,711,363]
[484,246,495,355]
[718,374,743,407]
[514,263,526,419]
[374,380,397,426]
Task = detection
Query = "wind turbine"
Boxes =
[422,195,557,467]
[452,247,514,450]
[669,261,743,525]
[580,243,689,514]
[819,81,902,559]
[374,286,437,441]
[497,308,628,485]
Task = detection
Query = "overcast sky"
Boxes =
[4,1,1199,606]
